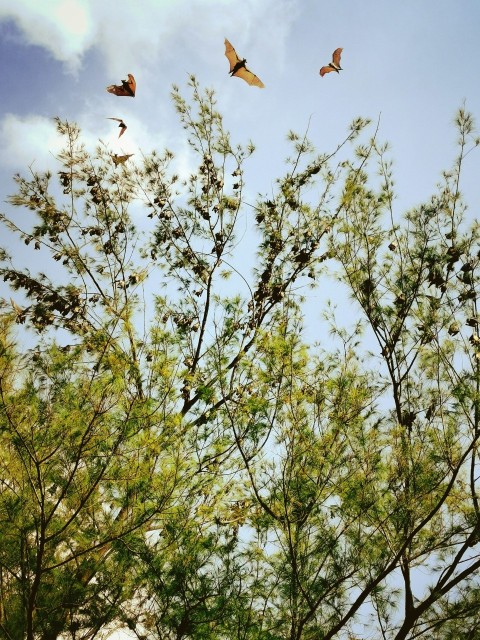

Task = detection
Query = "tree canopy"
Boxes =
[1,78,480,639]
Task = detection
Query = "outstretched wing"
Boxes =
[224,38,240,72]
[107,117,127,137]
[124,74,136,97]
[233,66,265,88]
[225,38,264,87]
[332,48,343,67]
[106,83,128,97]
[106,74,136,97]
[112,154,134,165]
[319,65,334,77]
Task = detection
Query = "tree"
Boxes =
[0,311,184,639]
[0,78,479,639]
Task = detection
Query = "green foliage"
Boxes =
[0,79,480,639]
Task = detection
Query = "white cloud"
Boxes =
[0,110,195,187]
[0,113,63,170]
[0,0,297,75]
[0,112,135,172]
[0,0,299,185]
[0,0,94,71]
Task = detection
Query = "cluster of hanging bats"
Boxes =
[105,40,342,165]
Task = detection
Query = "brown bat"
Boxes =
[106,74,136,97]
[224,38,264,88]
[112,153,134,165]
[108,117,127,138]
[319,48,343,77]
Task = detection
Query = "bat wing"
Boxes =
[233,66,265,88]
[106,84,130,96]
[112,154,133,165]
[106,74,136,97]
[107,118,127,137]
[319,65,335,77]
[125,74,136,97]
[332,48,343,67]
[224,38,240,72]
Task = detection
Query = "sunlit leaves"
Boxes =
[1,85,480,640]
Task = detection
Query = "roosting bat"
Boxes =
[224,38,264,88]
[108,117,127,138]
[106,74,136,97]
[112,153,134,165]
[319,48,343,77]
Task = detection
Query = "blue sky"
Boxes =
[0,3,479,630]
[1,0,479,326]
[1,0,479,193]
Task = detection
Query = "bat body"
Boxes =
[319,48,343,77]
[108,117,127,138]
[112,154,134,165]
[106,74,136,97]
[224,38,264,88]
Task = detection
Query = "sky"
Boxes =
[0,3,479,635]
[0,0,480,334]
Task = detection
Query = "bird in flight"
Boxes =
[224,38,264,88]
[319,48,343,77]
[108,117,127,138]
[106,74,136,97]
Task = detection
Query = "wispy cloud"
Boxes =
[0,0,299,195]
[0,0,94,72]
[0,114,63,170]
[0,0,298,74]
[0,111,135,171]
[0,110,200,197]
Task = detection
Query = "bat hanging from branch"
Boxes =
[224,38,264,88]
[112,154,134,165]
[108,117,127,138]
[319,48,343,77]
[106,74,136,97]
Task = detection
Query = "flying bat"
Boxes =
[108,117,127,138]
[319,48,343,77]
[106,74,136,97]
[112,153,134,165]
[224,38,264,88]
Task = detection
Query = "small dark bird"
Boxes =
[112,153,134,165]
[224,38,264,88]
[108,117,127,138]
[320,48,343,77]
[106,74,136,97]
